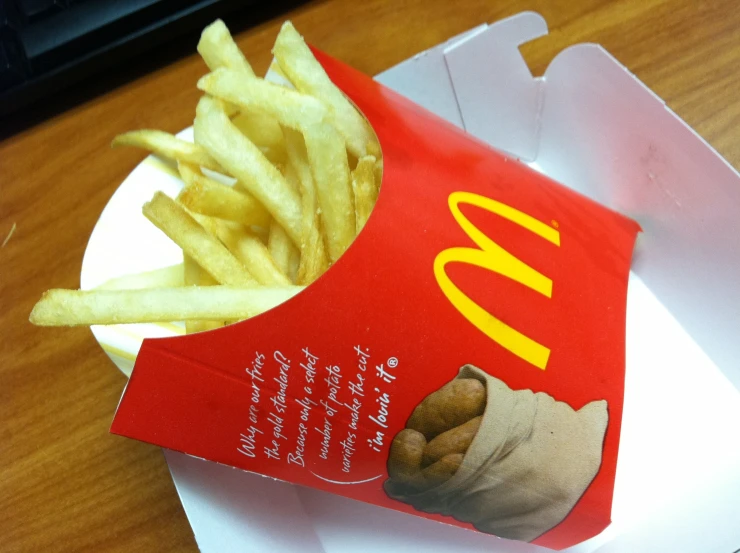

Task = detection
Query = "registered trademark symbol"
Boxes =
[387,357,398,368]
[551,220,559,228]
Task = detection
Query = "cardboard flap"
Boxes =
[373,24,488,129]
[536,43,740,390]
[437,21,740,389]
[443,11,548,161]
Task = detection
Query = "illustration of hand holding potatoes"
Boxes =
[385,365,610,543]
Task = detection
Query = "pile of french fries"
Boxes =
[30,20,381,334]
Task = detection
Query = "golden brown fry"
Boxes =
[184,253,200,287]
[190,320,224,333]
[267,219,299,279]
[198,266,218,286]
[198,69,328,132]
[273,21,378,158]
[178,161,240,197]
[112,130,222,172]
[32,20,387,349]
[232,112,287,165]
[179,175,271,227]
[183,255,222,334]
[195,268,223,331]
[143,191,257,286]
[197,21,298,161]
[351,155,378,233]
[194,96,302,245]
[217,223,292,286]
[303,122,355,262]
[198,19,254,75]
[187,242,219,286]
[283,128,328,283]
[95,263,184,290]
[287,249,300,282]
[266,59,293,86]
[29,286,303,326]
[274,165,301,282]
[187,209,222,238]
[250,224,270,244]
[374,157,384,190]
[178,161,200,185]
[297,216,327,284]
[281,160,301,193]
[184,255,207,332]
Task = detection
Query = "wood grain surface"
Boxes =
[2,1,739,551]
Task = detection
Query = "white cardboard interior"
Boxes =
[440,12,740,392]
[83,12,740,553]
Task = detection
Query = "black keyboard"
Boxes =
[0,0,306,118]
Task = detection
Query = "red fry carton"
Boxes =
[110,49,640,550]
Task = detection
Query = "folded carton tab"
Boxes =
[533,43,740,391]
[443,11,548,161]
[111,49,640,550]
[374,25,488,130]
[436,14,740,390]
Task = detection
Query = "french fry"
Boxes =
[184,254,201,286]
[250,224,270,244]
[284,127,328,283]
[267,220,299,279]
[266,59,294,86]
[197,69,328,132]
[374,157,384,190]
[273,21,379,158]
[189,320,225,333]
[232,111,285,150]
[303,122,355,262]
[31,20,384,336]
[143,191,257,286]
[178,174,271,227]
[297,216,327,285]
[95,263,184,290]
[198,19,255,76]
[287,248,300,282]
[280,165,304,282]
[198,264,219,286]
[188,210,222,238]
[183,255,223,334]
[179,161,242,200]
[29,286,303,326]
[217,223,292,286]
[232,112,287,165]
[197,21,293,160]
[352,155,378,233]
[282,159,301,194]
[112,130,223,172]
[178,161,200,185]
[194,96,303,245]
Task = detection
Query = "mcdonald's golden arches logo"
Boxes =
[434,192,560,370]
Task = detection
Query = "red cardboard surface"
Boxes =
[111,50,640,550]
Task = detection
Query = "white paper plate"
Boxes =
[80,129,196,377]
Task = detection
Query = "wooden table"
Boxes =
[2,1,739,551]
